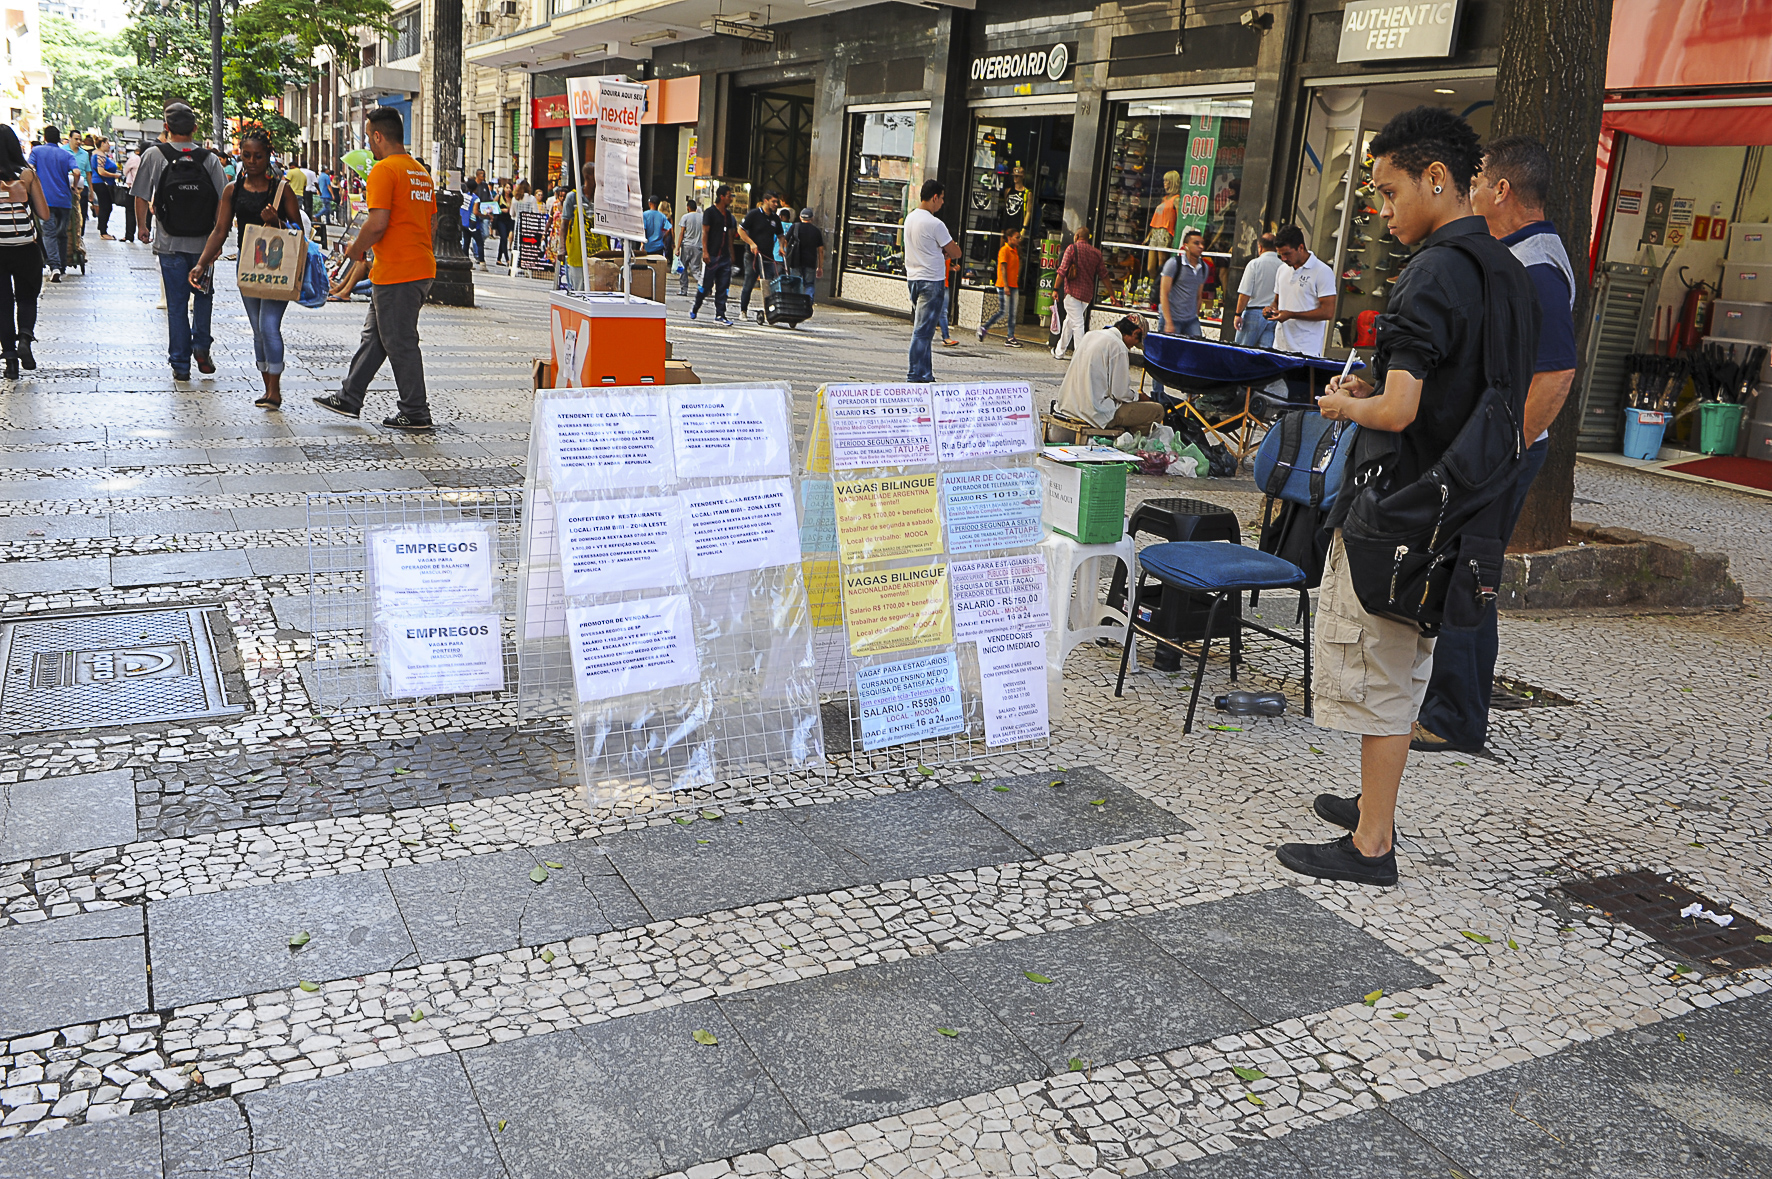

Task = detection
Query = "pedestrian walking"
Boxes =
[903,179,958,383]
[508,180,537,276]
[0,125,48,379]
[92,139,120,239]
[557,163,608,289]
[1051,226,1103,360]
[312,105,438,431]
[27,126,74,282]
[129,103,227,381]
[1233,233,1282,347]
[977,227,1023,346]
[493,180,514,265]
[315,167,333,223]
[121,144,144,243]
[1411,135,1578,754]
[460,179,487,268]
[643,196,672,261]
[783,207,824,302]
[71,135,93,233]
[191,123,303,411]
[690,185,735,324]
[1278,105,1538,887]
[738,190,783,321]
[676,198,702,297]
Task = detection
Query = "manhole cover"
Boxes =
[0,606,246,733]
[1561,870,1772,972]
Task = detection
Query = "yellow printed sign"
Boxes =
[842,562,952,656]
[834,473,943,563]
[803,559,844,628]
[804,388,832,475]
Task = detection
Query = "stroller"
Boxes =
[762,270,813,329]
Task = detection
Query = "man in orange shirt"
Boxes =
[975,227,1023,347]
[314,106,438,430]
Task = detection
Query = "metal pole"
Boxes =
[567,106,588,294]
[208,0,224,149]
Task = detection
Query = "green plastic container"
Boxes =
[1697,401,1747,455]
[1037,456,1131,544]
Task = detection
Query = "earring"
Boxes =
[1434,185,1443,194]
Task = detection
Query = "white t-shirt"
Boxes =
[1273,252,1336,356]
[1237,249,1284,309]
[902,207,952,283]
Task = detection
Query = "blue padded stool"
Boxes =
[1113,540,1312,733]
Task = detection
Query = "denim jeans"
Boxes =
[980,287,1018,338]
[157,251,212,374]
[906,279,943,382]
[1234,306,1276,348]
[240,294,288,374]
[42,207,69,272]
[1414,438,1551,749]
[1149,317,1202,402]
[795,266,818,303]
[693,256,732,319]
[465,222,485,263]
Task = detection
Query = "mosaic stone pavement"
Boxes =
[0,239,1768,1178]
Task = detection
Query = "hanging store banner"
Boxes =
[1176,116,1222,236]
[594,78,647,240]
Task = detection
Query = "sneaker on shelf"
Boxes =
[312,394,360,420]
[1344,282,1365,296]
[1341,264,1365,281]
[382,413,435,432]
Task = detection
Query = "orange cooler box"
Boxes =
[548,291,667,387]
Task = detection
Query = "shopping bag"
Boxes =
[1048,300,1061,336]
[296,238,327,308]
[237,179,305,302]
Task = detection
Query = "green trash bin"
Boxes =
[1697,402,1747,455]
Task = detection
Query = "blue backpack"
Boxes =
[296,238,327,308]
[1252,410,1358,589]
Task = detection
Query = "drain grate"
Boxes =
[1561,870,1772,971]
[0,606,246,733]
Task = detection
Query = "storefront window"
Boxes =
[842,110,930,278]
[959,114,1071,329]
[1094,99,1251,324]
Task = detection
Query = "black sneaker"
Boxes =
[1276,835,1398,886]
[1313,793,1362,832]
[382,412,434,431]
[312,394,360,419]
[194,351,216,375]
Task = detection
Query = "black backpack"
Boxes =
[152,144,219,238]
[1255,409,1358,590]
[1337,234,1539,634]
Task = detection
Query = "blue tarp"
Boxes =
[1141,333,1364,391]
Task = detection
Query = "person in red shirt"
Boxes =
[313,105,437,430]
[1051,226,1103,361]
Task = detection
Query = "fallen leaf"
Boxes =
[917,765,935,777]
[400,838,420,846]
[1755,935,1772,944]
[1677,1032,1688,1042]
[1453,761,1470,767]
[540,949,555,964]
[1068,1057,1087,1072]
[1049,779,1063,788]
[675,816,695,825]
[1245,1094,1266,1106]
[1391,1012,1410,1020]
[1689,842,1706,848]
[410,1008,424,1022]
[1232,1065,1266,1082]
[696,839,709,844]
[1207,724,1242,732]
[936,1027,958,1038]
[970,773,982,783]
[496,1120,506,1132]
[993,785,1010,792]
[393,768,410,775]
[448,822,460,833]
[1023,971,1054,984]
[529,865,549,884]
[1089,799,1106,806]
[701,810,721,821]
[692,1029,719,1046]
[1308,745,1324,754]
[298,980,319,992]
[544,861,563,869]
[1461,931,1493,944]
[1363,989,1384,1006]
[1507,939,1519,950]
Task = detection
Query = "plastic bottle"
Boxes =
[1213,691,1287,716]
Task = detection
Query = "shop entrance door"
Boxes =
[730,84,813,208]
[961,114,1072,336]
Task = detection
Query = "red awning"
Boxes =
[1601,99,1772,146]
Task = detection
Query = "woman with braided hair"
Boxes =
[192,122,302,408]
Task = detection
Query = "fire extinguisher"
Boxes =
[1675,267,1714,351]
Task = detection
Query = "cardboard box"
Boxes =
[532,357,555,390]
[664,360,700,385]
[1728,222,1772,265]
[588,252,669,301]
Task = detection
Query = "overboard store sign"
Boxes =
[970,43,1073,83]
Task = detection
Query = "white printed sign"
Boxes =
[948,553,1050,640]
[382,614,506,698]
[934,382,1037,462]
[977,631,1049,746]
[369,525,496,612]
[680,478,800,580]
[593,78,646,240]
[855,650,964,751]
[670,386,792,478]
[941,468,1043,554]
[557,496,684,596]
[542,394,672,491]
[567,595,700,701]
[825,384,938,469]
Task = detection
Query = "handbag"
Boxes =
[296,237,327,308]
[236,178,305,302]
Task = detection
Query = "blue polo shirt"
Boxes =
[1502,220,1577,374]
[29,143,75,208]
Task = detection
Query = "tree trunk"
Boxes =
[209,0,225,148]
[1491,0,1614,553]
[432,0,464,190]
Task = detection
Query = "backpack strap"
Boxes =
[1306,421,1338,507]
[1433,234,1510,396]
[1261,409,1306,498]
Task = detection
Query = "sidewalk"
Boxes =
[0,237,1768,1178]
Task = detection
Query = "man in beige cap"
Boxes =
[1056,314,1163,432]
